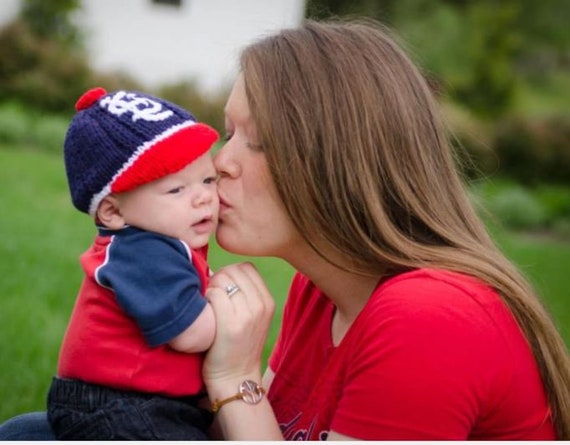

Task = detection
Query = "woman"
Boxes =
[1,18,569,440]
[204,19,570,440]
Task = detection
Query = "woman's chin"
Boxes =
[215,230,244,255]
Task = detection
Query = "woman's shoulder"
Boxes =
[376,268,499,310]
[356,268,518,349]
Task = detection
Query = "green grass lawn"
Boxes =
[0,147,568,424]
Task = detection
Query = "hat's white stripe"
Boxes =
[87,119,198,216]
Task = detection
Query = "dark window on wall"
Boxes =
[151,0,182,7]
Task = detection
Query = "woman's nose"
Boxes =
[214,143,240,178]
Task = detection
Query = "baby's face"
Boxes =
[115,152,219,249]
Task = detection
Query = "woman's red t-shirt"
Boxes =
[268,268,555,440]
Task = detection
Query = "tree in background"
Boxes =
[453,2,519,118]
[0,0,90,114]
[306,0,396,22]
[389,0,521,118]
[305,0,570,119]
[20,0,83,49]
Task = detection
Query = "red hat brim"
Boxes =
[111,122,219,194]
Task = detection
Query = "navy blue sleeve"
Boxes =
[95,231,207,347]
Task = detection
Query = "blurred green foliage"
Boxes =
[20,0,83,48]
[494,114,570,184]
[0,102,69,154]
[0,19,91,114]
[307,0,570,119]
[0,0,568,184]
[470,178,570,239]
[157,82,227,136]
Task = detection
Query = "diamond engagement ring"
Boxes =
[225,283,240,298]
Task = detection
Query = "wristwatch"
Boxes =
[211,380,266,413]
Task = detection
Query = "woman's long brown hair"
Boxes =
[240,19,570,438]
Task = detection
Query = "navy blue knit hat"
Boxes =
[64,87,219,215]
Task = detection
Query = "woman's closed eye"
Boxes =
[246,141,263,151]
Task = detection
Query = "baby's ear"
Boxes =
[97,195,125,230]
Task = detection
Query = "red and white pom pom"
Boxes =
[75,87,107,111]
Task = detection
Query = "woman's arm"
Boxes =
[203,262,283,440]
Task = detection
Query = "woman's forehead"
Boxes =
[225,75,254,128]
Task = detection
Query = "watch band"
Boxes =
[211,380,266,413]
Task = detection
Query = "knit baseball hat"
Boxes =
[64,87,219,215]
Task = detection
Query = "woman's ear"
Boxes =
[97,195,125,230]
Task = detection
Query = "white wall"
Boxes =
[0,0,19,23]
[75,0,306,95]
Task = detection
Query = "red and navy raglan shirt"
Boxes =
[57,225,211,397]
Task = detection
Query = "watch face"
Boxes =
[239,380,265,404]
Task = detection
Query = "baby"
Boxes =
[47,87,219,440]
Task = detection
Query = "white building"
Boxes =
[1,0,306,96]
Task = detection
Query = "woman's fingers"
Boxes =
[203,263,275,386]
[209,263,274,315]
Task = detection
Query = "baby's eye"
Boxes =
[168,186,183,194]
[203,176,217,185]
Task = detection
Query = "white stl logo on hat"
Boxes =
[100,91,174,122]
